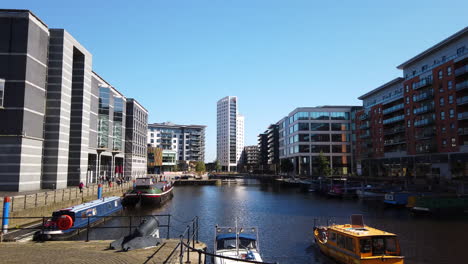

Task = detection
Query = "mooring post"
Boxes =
[97,184,103,199]
[179,235,184,264]
[167,215,171,239]
[186,225,191,263]
[86,217,91,242]
[2,197,11,234]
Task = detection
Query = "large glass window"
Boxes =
[0,79,4,107]
[298,134,310,142]
[98,86,111,148]
[294,112,309,121]
[310,134,330,142]
[331,134,349,142]
[311,112,329,120]
[332,145,349,153]
[331,123,349,131]
[310,145,330,153]
[113,97,124,151]
[299,145,310,153]
[330,112,350,120]
[298,123,309,131]
[310,123,330,131]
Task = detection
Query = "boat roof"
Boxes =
[216,233,257,241]
[59,196,120,213]
[329,224,397,237]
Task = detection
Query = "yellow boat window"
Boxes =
[329,232,337,242]
[345,237,354,252]
[360,238,372,253]
[386,237,397,252]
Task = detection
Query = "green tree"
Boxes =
[280,159,294,173]
[317,151,331,177]
[214,160,221,172]
[195,161,206,175]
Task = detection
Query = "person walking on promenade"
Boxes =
[78,182,84,193]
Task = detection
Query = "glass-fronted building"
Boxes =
[278,106,361,177]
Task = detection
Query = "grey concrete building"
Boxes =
[0,10,49,191]
[125,99,148,179]
[0,9,147,191]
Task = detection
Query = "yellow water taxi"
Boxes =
[313,215,404,264]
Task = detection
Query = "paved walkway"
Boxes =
[0,240,207,264]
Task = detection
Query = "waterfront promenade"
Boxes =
[0,239,207,264]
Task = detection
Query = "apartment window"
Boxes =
[440,111,445,120]
[0,79,4,107]
[438,70,443,80]
[150,139,154,143]
[452,137,456,147]
[448,80,453,90]
[457,46,466,56]
[442,139,447,147]
[450,109,454,118]
[157,139,161,143]
[451,123,455,129]
[449,95,454,104]
[406,108,410,116]
[439,84,444,93]
[405,85,409,93]
[157,134,161,137]
[150,133,154,137]
[407,120,411,128]
[440,97,445,107]
[442,127,446,133]
[447,66,452,76]
[406,96,410,104]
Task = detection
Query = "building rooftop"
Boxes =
[358,77,404,100]
[127,98,148,113]
[148,122,206,129]
[397,27,468,69]
[0,9,48,28]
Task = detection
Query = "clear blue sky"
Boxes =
[7,1,468,161]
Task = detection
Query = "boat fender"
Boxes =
[57,215,73,230]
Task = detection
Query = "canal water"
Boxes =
[75,179,467,264]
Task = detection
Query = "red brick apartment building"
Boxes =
[355,27,468,181]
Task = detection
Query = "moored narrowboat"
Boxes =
[407,195,468,214]
[314,215,404,264]
[122,177,174,206]
[34,196,122,241]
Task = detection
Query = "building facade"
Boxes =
[266,124,280,173]
[0,10,147,191]
[125,99,148,179]
[355,27,468,180]
[216,96,244,171]
[278,106,360,177]
[257,132,269,172]
[239,145,259,172]
[147,122,206,163]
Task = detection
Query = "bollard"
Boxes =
[97,184,103,199]
[2,197,11,234]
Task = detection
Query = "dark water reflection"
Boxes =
[75,179,467,264]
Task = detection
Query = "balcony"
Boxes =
[359,113,369,121]
[415,143,437,154]
[458,112,468,120]
[384,126,405,135]
[382,103,405,115]
[455,65,468,77]
[457,96,468,106]
[414,118,434,127]
[359,132,371,139]
[456,80,468,91]
[458,128,468,135]
[415,130,436,140]
[413,91,434,102]
[359,122,370,130]
[383,115,405,125]
[412,78,433,90]
[413,104,434,115]
[384,138,406,146]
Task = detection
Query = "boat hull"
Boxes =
[123,187,174,207]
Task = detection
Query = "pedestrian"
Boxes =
[78,182,84,193]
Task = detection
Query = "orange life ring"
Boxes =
[57,215,73,230]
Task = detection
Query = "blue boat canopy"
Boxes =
[216,233,257,241]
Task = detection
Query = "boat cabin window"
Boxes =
[360,236,398,255]
[336,234,354,252]
[329,232,336,242]
[217,238,257,250]
[345,237,354,252]
[135,185,152,190]
[337,234,345,248]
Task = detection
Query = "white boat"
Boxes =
[214,224,263,264]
